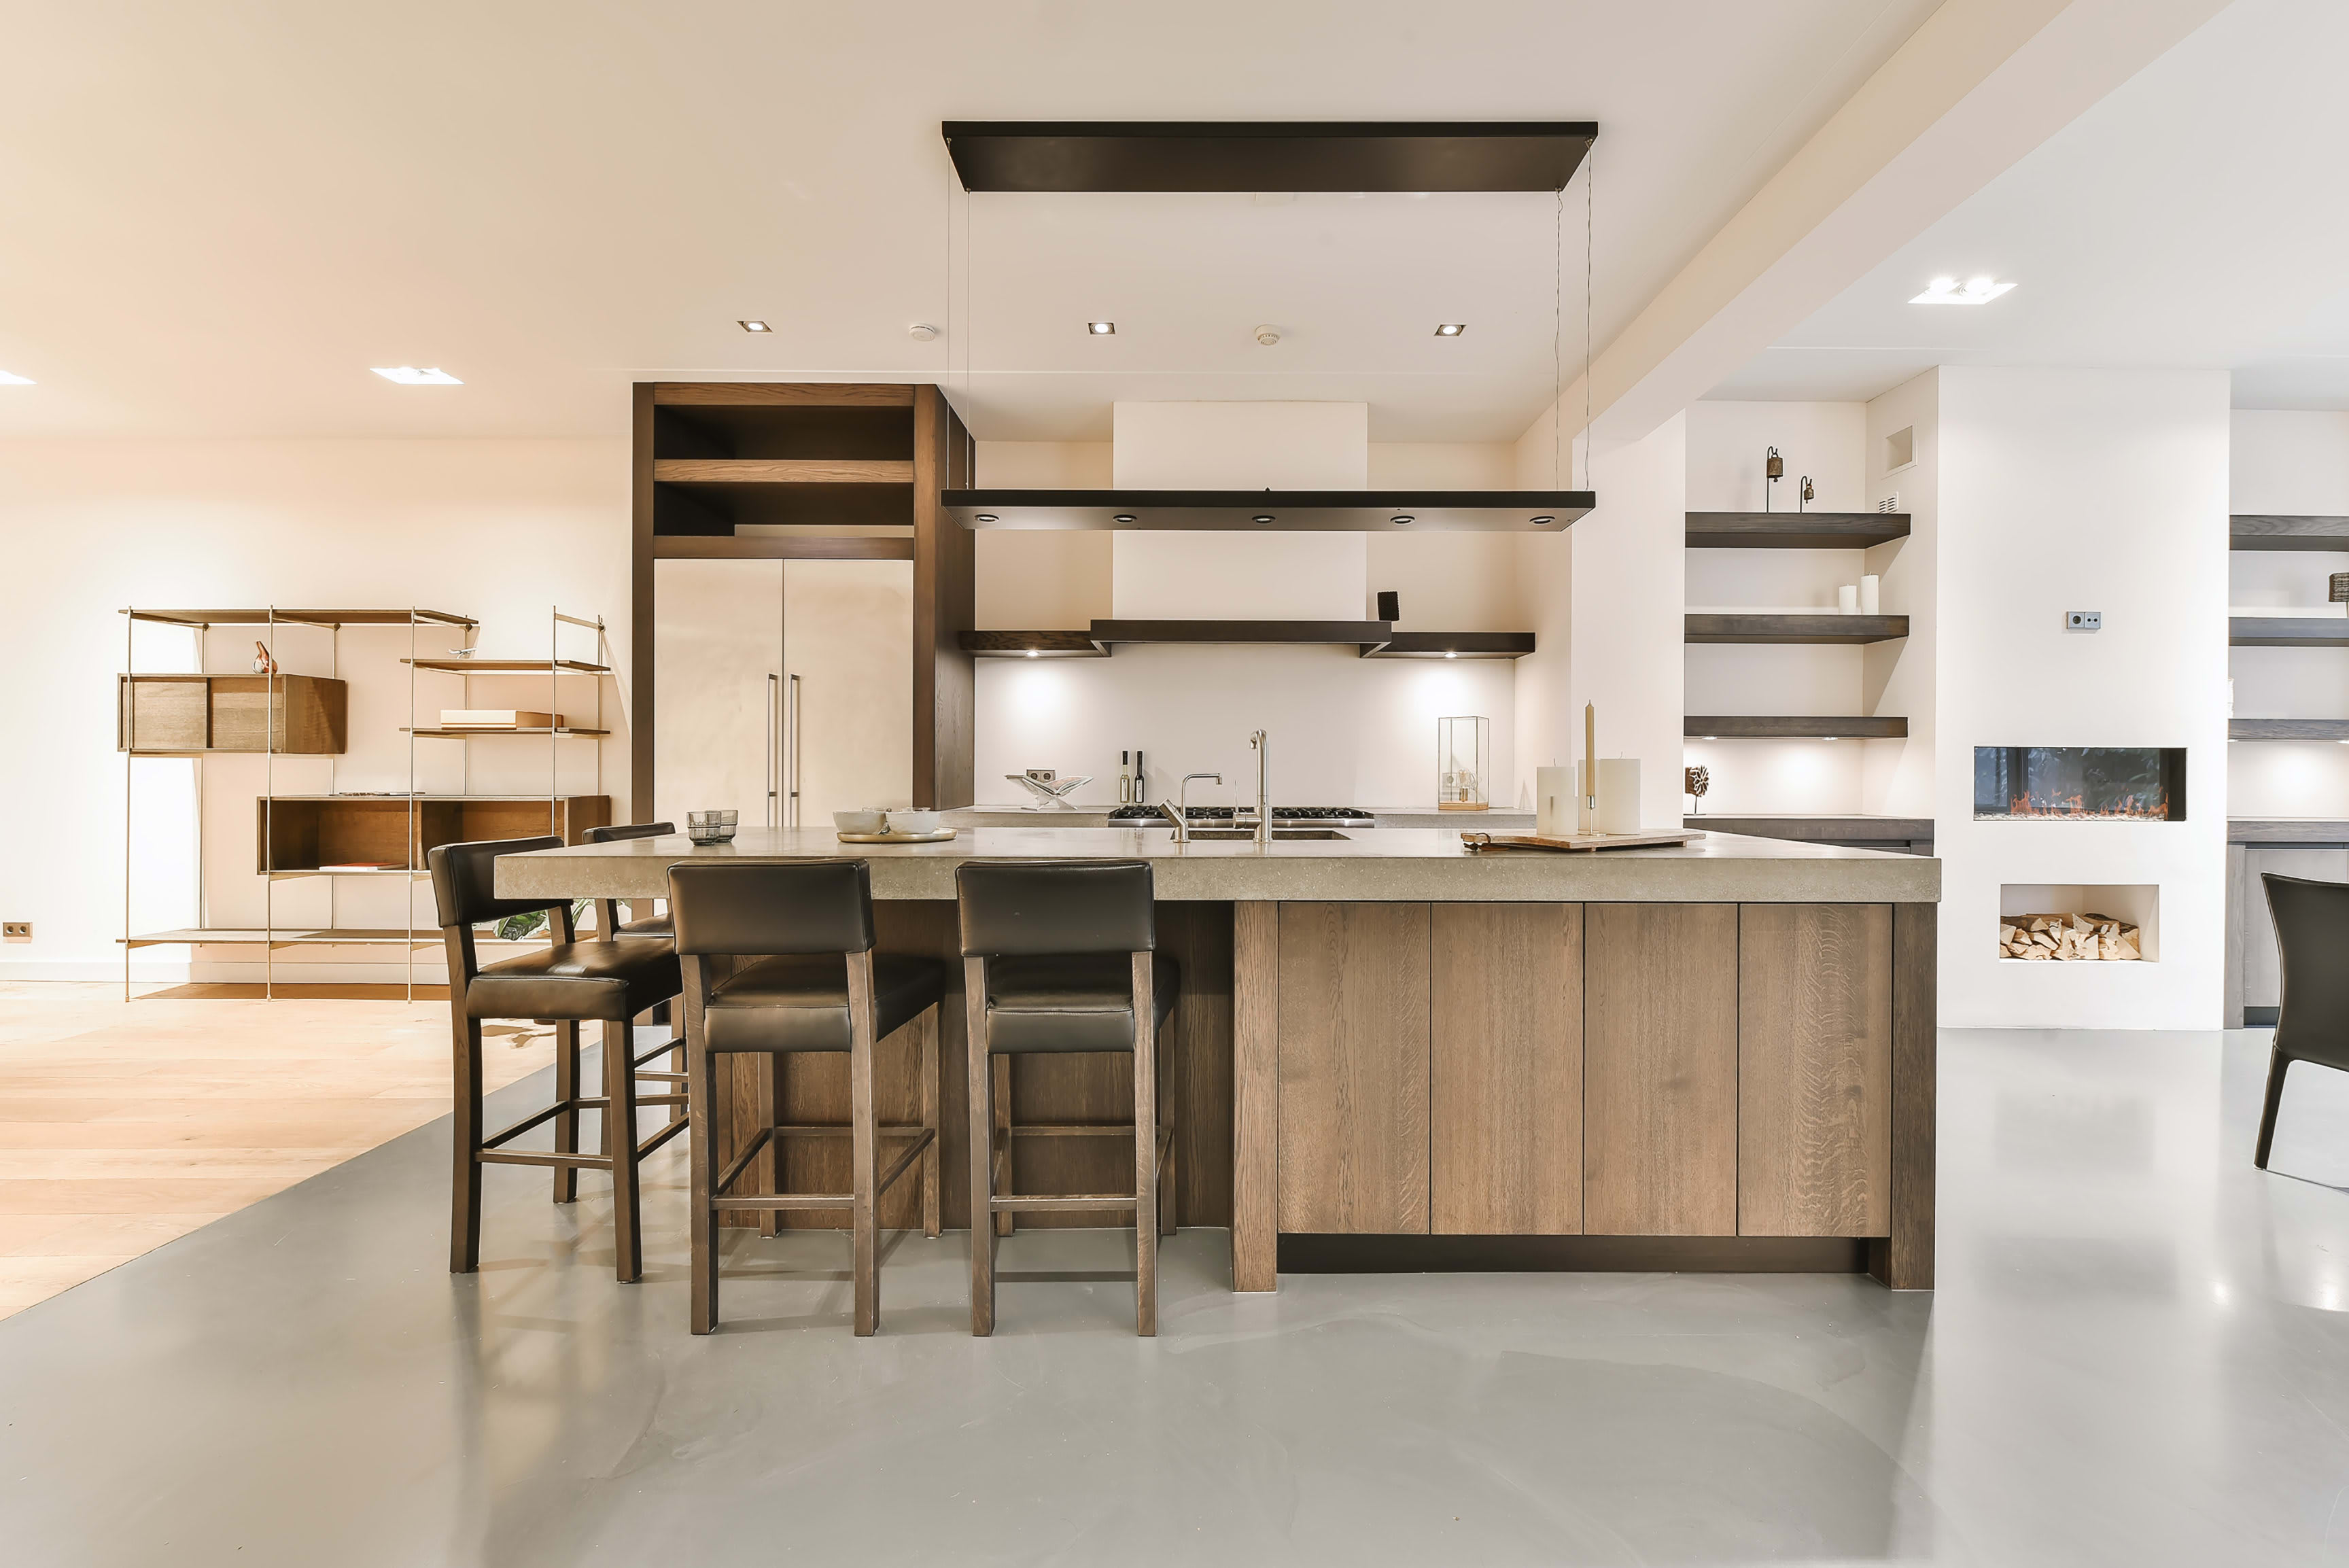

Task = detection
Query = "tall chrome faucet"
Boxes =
[1249,729,1270,846]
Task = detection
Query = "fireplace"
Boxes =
[1972,746,2186,822]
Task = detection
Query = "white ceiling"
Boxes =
[0,1,1941,442]
[1707,0,2349,408]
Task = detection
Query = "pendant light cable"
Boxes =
[1584,139,1595,493]
[1553,185,1564,489]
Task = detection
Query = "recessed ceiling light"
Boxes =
[974,513,998,523]
[0,369,33,385]
[1529,515,1554,526]
[1434,324,1466,336]
[1909,275,2015,305]
[1112,512,1136,524]
[740,319,772,332]
[1252,515,1274,525]
[1444,650,1458,659]
[371,366,461,385]
[1026,648,1040,659]
[1088,321,1116,335]
[1391,515,1413,525]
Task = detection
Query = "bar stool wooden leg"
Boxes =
[451,1012,484,1275]
[605,1020,644,1283]
[920,1015,942,1240]
[1158,1023,1178,1238]
[848,953,880,1336]
[1132,952,1158,1336]
[992,1055,1015,1237]
[964,957,996,1336]
[551,1021,580,1204]
[756,1053,782,1240]
[686,1015,720,1334]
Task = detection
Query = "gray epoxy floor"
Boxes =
[5,1028,2349,1566]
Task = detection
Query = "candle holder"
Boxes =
[1437,716,1489,811]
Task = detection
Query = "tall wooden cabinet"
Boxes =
[631,382,975,815]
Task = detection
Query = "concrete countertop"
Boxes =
[500,826,1941,905]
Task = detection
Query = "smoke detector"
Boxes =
[1253,324,1281,347]
[908,323,938,342]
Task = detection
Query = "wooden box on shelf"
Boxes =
[254,795,613,873]
[119,674,348,754]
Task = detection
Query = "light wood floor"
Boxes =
[0,981,555,1319]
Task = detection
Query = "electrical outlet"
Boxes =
[2,922,29,941]
[2067,610,2102,631]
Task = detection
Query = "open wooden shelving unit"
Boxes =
[119,605,612,999]
[633,380,973,809]
[1682,508,1915,759]
[2227,515,2349,750]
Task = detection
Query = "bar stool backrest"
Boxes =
[668,860,876,957]
[956,860,1155,957]
[2264,872,2349,1072]
[430,837,566,933]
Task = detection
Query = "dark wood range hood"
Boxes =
[939,120,1600,532]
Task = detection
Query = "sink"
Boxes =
[1181,829,1351,841]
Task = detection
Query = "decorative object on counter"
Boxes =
[1118,750,1133,804]
[1764,446,1784,510]
[1461,829,1701,854]
[1685,765,1710,813]
[836,826,957,844]
[1009,769,1091,810]
[1437,715,1490,810]
[1583,702,1598,813]
[2000,911,2142,961]
[1837,584,1859,614]
[886,808,943,835]
[439,708,561,729]
[685,809,738,846]
[1799,476,1814,512]
[1860,574,1881,615]
[251,640,277,676]
[2331,571,2349,611]
[834,809,885,833]
[1577,701,1642,833]
[1134,749,1146,803]
[1376,589,1400,622]
[1535,765,1574,837]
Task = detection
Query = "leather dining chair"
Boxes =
[2256,871,2349,1170]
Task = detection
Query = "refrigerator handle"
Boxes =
[765,673,779,829]
[787,674,803,828]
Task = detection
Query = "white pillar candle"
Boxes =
[1536,766,1576,838]
[1578,759,1642,834]
[1859,574,1881,614]
[1838,583,1860,614]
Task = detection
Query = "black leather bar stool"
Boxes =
[669,859,947,1336]
[2256,872,2349,1170]
[582,819,680,1049]
[957,859,1179,1337]
[430,836,684,1283]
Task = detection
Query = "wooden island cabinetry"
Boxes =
[1263,898,1923,1282]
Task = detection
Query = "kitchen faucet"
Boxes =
[1155,774,1223,844]
[1180,773,1221,823]
[1249,730,1270,846]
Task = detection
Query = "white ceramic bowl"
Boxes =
[833,809,886,834]
[886,809,943,836]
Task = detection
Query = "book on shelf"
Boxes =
[315,861,404,871]
[438,709,561,729]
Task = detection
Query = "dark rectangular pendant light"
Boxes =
[942,121,1597,193]
[943,489,1592,532]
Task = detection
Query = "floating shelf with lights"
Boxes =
[960,623,1536,659]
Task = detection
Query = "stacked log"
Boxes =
[1999,912,2142,960]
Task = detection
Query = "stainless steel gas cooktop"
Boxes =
[1106,805,1378,827]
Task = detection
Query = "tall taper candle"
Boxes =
[1583,701,1597,808]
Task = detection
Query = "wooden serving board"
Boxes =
[1461,830,1704,853]
[835,829,958,844]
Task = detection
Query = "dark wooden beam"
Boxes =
[1684,511,1910,548]
[1685,715,1909,739]
[652,536,914,561]
[1686,614,1911,645]
[629,382,657,824]
[2229,514,2349,551]
[942,120,1597,194]
[914,387,975,808]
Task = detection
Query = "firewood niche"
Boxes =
[1999,911,2144,961]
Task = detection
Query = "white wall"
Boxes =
[1934,369,2230,1028]
[0,438,631,980]
[1862,372,1938,819]
[2227,410,2349,817]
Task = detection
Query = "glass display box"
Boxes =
[1438,715,1489,810]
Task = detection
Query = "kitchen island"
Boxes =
[500,827,1940,1289]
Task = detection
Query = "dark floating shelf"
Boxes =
[2230,616,2349,647]
[1686,614,1909,646]
[942,490,1592,533]
[2229,718,2349,741]
[2229,515,2349,552]
[960,623,1536,659]
[1685,716,1908,739]
[1684,512,1910,549]
[942,120,1597,194]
